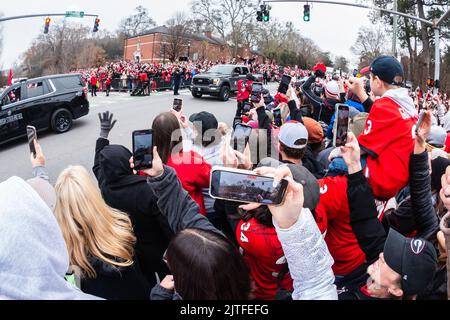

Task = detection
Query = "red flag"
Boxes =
[7,69,13,86]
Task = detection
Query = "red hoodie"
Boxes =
[167,151,211,215]
[315,88,417,276]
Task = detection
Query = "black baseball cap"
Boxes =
[257,158,320,210]
[369,56,404,86]
[189,111,218,135]
[383,229,437,297]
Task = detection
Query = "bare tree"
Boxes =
[165,12,193,62]
[192,0,258,56]
[351,26,388,69]
[21,23,104,77]
[334,56,349,73]
[0,11,3,63]
[118,5,156,38]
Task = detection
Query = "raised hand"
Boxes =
[98,111,117,139]
[340,132,361,174]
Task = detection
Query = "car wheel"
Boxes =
[192,91,203,98]
[51,108,73,133]
[219,86,230,101]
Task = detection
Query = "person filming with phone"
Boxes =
[302,63,341,125]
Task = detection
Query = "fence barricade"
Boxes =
[95,77,193,94]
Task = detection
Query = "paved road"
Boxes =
[0,84,276,182]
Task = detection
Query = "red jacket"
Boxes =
[358,95,416,200]
[316,176,366,276]
[237,79,253,102]
[90,76,98,86]
[167,151,211,215]
[237,218,293,300]
[445,132,450,153]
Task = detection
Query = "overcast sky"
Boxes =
[0,0,382,69]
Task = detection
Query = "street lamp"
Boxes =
[187,42,191,61]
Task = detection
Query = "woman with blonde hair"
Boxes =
[55,165,150,300]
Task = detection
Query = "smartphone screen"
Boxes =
[133,130,153,170]
[210,169,289,205]
[173,98,182,112]
[251,83,263,103]
[27,125,37,157]
[333,104,350,147]
[415,112,425,134]
[273,109,282,127]
[278,74,292,94]
[231,124,252,154]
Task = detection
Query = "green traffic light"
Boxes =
[263,15,269,22]
[303,15,310,22]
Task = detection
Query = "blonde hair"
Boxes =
[54,166,136,278]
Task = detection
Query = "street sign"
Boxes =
[65,11,85,18]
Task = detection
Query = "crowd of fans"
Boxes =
[3,53,450,301]
[72,58,292,96]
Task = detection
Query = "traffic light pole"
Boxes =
[263,0,450,93]
[0,13,98,23]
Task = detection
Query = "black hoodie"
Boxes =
[93,138,173,288]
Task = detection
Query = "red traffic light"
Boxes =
[44,17,51,34]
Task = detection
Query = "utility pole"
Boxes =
[392,0,398,58]
[263,0,450,93]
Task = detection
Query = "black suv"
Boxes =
[191,64,262,101]
[0,74,89,145]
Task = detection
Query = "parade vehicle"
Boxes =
[0,73,89,145]
[191,64,263,101]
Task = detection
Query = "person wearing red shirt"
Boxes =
[236,74,254,117]
[90,74,98,97]
[152,112,210,216]
[317,56,418,286]
[105,77,111,97]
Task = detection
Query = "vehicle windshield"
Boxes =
[206,65,235,75]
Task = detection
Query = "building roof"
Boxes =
[129,25,226,47]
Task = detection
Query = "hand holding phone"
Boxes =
[132,129,153,171]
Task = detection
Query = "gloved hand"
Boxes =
[98,111,117,139]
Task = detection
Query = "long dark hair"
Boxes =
[152,112,182,164]
[166,229,251,300]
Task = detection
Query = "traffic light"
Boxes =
[303,4,311,22]
[44,17,51,34]
[256,9,263,22]
[257,4,264,22]
[93,18,100,32]
[262,5,270,22]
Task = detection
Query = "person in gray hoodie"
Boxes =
[0,176,100,300]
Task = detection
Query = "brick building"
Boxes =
[123,26,262,64]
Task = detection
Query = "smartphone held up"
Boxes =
[27,125,37,158]
[209,167,289,206]
[278,74,292,95]
[173,98,183,112]
[132,129,153,171]
[231,123,252,154]
[333,104,350,147]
